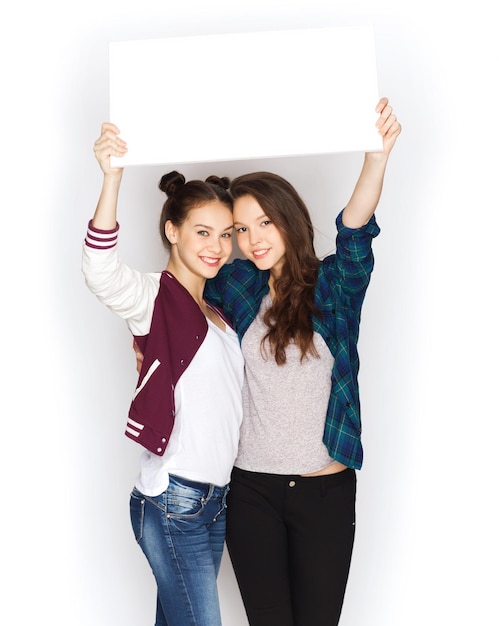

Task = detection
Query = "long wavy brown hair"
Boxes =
[230,172,320,365]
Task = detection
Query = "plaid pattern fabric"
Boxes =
[204,210,380,469]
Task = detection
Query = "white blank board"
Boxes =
[109,26,382,167]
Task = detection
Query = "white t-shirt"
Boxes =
[135,318,244,496]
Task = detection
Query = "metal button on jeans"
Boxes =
[289,480,296,487]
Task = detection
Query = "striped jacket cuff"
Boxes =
[84,220,120,250]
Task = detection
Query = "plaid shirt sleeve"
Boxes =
[334,210,381,309]
[204,259,269,341]
[317,210,380,469]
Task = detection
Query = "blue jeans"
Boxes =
[130,474,229,626]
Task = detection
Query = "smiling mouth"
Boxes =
[253,249,269,258]
[200,256,220,266]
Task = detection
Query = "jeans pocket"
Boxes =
[339,470,356,527]
[166,476,206,519]
[129,488,145,542]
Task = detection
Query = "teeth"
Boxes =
[201,257,219,265]
[253,249,268,257]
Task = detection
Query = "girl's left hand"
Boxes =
[375,97,402,156]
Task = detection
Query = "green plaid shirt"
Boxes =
[204,210,380,469]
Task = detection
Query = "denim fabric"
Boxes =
[130,474,229,626]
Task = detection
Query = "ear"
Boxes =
[164,220,177,244]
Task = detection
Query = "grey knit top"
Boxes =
[235,295,336,474]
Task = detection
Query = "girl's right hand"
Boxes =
[133,340,144,374]
[93,122,128,176]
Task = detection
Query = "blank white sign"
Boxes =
[109,26,382,167]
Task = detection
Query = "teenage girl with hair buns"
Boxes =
[82,124,244,626]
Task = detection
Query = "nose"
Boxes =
[207,236,223,254]
[248,228,261,246]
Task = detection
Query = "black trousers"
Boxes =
[226,466,356,626]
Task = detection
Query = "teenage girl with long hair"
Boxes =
[203,97,401,625]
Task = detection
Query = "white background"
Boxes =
[2,1,498,625]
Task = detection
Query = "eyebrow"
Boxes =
[193,223,234,231]
[233,213,268,227]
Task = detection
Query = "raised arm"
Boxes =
[342,98,401,228]
[91,123,128,230]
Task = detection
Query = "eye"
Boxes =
[197,230,209,236]
[261,220,272,227]
[221,232,232,239]
[236,226,247,233]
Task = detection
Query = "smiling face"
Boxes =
[233,194,286,277]
[165,200,234,282]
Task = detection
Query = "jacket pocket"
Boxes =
[132,358,161,400]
